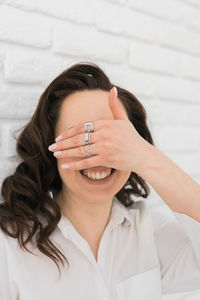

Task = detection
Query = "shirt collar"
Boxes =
[109,196,133,227]
[57,195,133,235]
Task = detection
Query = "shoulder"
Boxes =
[0,228,23,256]
[128,200,190,245]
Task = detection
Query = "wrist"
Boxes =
[134,141,165,180]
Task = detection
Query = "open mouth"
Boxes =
[80,168,115,176]
[79,168,116,183]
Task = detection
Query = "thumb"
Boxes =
[108,87,128,120]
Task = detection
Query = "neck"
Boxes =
[55,190,114,241]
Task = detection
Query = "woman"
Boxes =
[0,62,200,300]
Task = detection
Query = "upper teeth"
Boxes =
[83,170,111,179]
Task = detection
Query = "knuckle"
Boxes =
[101,131,109,140]
[104,121,112,129]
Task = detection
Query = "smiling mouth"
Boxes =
[80,168,115,176]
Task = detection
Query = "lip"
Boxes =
[79,168,116,185]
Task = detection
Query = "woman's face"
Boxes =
[54,89,131,204]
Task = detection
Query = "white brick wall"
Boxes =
[0,1,200,243]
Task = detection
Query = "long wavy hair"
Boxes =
[0,61,155,277]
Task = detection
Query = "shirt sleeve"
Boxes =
[0,231,19,300]
[150,205,200,298]
[172,210,200,262]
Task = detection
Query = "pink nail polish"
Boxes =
[113,86,118,97]
[55,135,62,142]
[48,143,57,151]
[61,164,70,169]
[53,151,62,157]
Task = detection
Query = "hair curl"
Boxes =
[0,61,155,278]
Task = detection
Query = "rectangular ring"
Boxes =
[85,132,89,145]
[84,121,94,132]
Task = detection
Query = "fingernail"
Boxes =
[48,143,57,151]
[53,151,62,157]
[61,164,70,169]
[113,86,118,97]
[55,135,62,142]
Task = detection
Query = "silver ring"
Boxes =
[85,131,92,145]
[84,121,94,133]
[83,146,92,157]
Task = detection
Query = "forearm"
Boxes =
[137,142,200,222]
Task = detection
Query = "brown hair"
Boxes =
[0,61,155,278]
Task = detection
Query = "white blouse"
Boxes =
[0,196,200,300]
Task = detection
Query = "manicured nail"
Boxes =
[61,164,70,169]
[55,135,62,142]
[48,143,57,151]
[53,151,62,157]
[113,86,118,97]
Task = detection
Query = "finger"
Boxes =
[61,154,104,171]
[108,87,129,121]
[50,131,99,152]
[53,143,99,158]
[54,119,111,142]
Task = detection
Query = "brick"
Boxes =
[96,1,125,34]
[181,54,200,80]
[152,125,200,152]
[97,2,158,40]
[92,62,156,98]
[124,8,158,42]
[110,66,156,97]
[128,0,182,22]
[0,125,2,152]
[157,76,200,103]
[1,122,23,158]
[0,6,51,48]
[106,0,126,4]
[158,21,200,55]
[143,100,200,126]
[0,85,43,118]
[4,53,63,85]
[183,4,200,32]
[53,23,128,63]
[0,51,5,70]
[0,160,19,197]
[7,0,95,25]
[186,0,200,8]
[129,41,181,76]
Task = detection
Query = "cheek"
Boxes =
[58,168,80,190]
[56,159,77,181]
[118,171,131,186]
[112,171,131,191]
[120,170,131,180]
